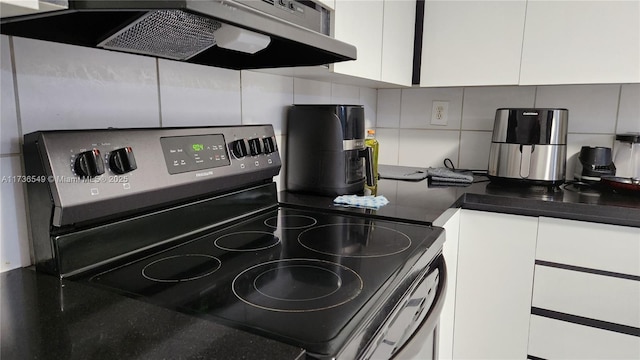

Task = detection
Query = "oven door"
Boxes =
[361,255,448,360]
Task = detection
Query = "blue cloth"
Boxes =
[333,195,389,210]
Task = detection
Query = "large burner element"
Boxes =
[142,254,221,282]
[214,231,280,251]
[298,224,412,257]
[232,259,363,312]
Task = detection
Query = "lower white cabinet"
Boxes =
[536,217,640,277]
[532,266,640,329]
[452,210,538,359]
[433,210,639,360]
[431,208,461,360]
[528,315,640,360]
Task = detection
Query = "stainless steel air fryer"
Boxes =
[488,108,568,186]
[286,105,374,196]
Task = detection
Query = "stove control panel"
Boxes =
[23,125,281,226]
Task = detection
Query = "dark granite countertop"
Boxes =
[1,267,305,360]
[279,176,640,228]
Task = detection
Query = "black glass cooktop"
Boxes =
[88,207,442,358]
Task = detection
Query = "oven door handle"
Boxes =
[391,256,448,360]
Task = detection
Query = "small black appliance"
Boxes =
[285,105,374,196]
[574,146,616,183]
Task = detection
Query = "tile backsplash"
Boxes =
[1,35,639,272]
[377,83,640,174]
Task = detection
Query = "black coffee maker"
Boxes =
[285,105,374,196]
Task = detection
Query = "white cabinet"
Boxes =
[528,315,640,360]
[333,0,415,86]
[417,0,640,87]
[431,208,461,360]
[452,210,538,359]
[418,0,527,87]
[379,0,417,86]
[261,0,416,87]
[520,0,640,85]
[532,266,640,329]
[0,0,66,19]
[333,0,384,81]
[536,217,640,277]
[529,217,640,359]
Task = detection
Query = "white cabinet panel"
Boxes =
[520,0,640,85]
[532,266,640,328]
[380,0,415,86]
[537,217,640,277]
[432,208,461,360]
[333,0,384,81]
[528,315,640,360]
[419,0,526,86]
[453,210,538,359]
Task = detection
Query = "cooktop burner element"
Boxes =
[264,214,318,229]
[214,231,281,251]
[232,259,363,312]
[141,254,222,283]
[298,224,412,257]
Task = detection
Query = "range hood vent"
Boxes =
[0,0,356,69]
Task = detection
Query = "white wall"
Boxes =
[0,35,378,272]
[376,85,640,175]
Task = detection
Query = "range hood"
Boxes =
[0,0,356,69]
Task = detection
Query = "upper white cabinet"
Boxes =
[333,0,415,86]
[0,0,66,19]
[520,0,640,85]
[418,0,527,87]
[263,0,416,87]
[333,0,385,81]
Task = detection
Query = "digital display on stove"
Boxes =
[160,135,230,174]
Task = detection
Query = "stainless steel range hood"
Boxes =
[0,0,356,69]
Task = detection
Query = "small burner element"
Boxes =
[298,224,412,257]
[142,254,221,283]
[233,259,363,312]
[264,215,318,229]
[214,231,280,251]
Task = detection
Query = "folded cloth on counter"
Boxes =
[333,195,390,210]
[426,167,473,185]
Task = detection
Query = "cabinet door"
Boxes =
[520,0,640,85]
[528,315,640,359]
[536,217,640,277]
[453,210,538,359]
[419,0,526,87]
[380,0,416,86]
[431,208,461,360]
[333,0,384,81]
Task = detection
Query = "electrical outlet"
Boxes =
[430,101,449,126]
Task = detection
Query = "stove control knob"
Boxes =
[248,138,263,156]
[263,137,276,154]
[109,147,137,174]
[231,139,248,158]
[74,149,105,178]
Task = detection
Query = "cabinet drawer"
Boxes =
[528,315,640,360]
[532,265,640,328]
[537,217,640,277]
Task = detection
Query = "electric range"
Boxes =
[22,125,446,360]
